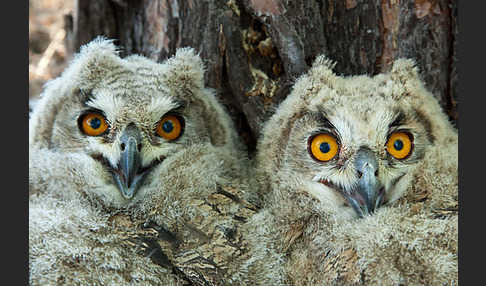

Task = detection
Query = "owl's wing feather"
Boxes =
[29,177,185,285]
[248,135,458,286]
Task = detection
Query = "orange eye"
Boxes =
[79,112,109,136]
[156,114,183,141]
[309,134,339,162]
[386,131,413,159]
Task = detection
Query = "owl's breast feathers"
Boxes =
[112,184,258,285]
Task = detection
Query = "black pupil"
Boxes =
[162,121,174,133]
[89,117,101,129]
[319,142,331,153]
[394,139,404,151]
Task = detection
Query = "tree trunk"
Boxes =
[65,0,458,152]
[63,1,458,284]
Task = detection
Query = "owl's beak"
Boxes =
[346,148,384,218]
[112,124,145,199]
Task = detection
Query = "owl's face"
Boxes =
[30,39,233,204]
[258,58,438,218]
[52,83,204,201]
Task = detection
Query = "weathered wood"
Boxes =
[66,0,457,151]
[63,1,457,284]
[114,184,258,286]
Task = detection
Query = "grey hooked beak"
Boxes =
[112,123,146,199]
[345,147,385,218]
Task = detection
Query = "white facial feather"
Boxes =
[30,38,247,285]
[246,55,458,285]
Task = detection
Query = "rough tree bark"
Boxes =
[65,0,458,152]
[63,1,458,284]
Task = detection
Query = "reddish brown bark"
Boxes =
[66,0,458,152]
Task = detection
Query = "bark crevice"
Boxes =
[66,0,458,153]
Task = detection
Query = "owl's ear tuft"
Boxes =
[78,36,119,58]
[64,37,122,89]
[311,55,337,71]
[291,55,337,101]
[390,58,421,85]
[390,58,455,139]
[162,48,205,91]
[389,58,427,101]
[308,55,337,86]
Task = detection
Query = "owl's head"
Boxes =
[257,56,453,218]
[30,38,237,203]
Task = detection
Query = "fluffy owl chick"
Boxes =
[29,38,253,285]
[244,56,457,285]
